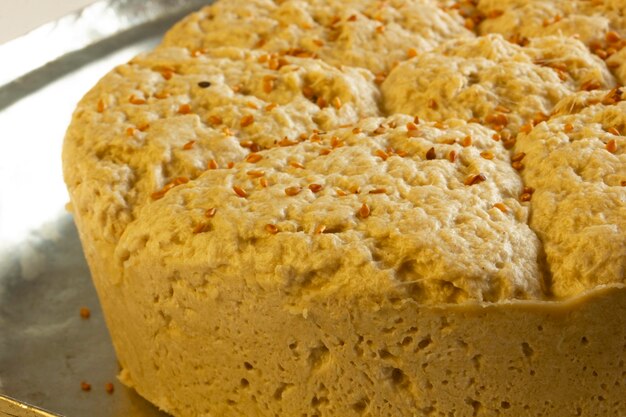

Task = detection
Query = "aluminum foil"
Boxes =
[0,1,210,416]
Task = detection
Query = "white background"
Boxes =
[0,0,97,44]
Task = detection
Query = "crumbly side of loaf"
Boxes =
[63,46,380,243]
[515,89,626,297]
[381,34,615,136]
[160,0,474,74]
[117,115,543,304]
[111,250,626,417]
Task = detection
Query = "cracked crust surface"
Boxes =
[161,0,474,74]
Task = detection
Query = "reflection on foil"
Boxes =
[0,0,212,416]
[0,0,208,88]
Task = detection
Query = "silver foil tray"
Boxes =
[0,1,210,416]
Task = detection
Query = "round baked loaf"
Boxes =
[63,1,626,416]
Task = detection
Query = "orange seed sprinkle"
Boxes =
[193,223,211,234]
[511,152,526,162]
[178,104,191,114]
[80,307,91,319]
[233,186,248,198]
[240,114,255,127]
[607,127,620,136]
[359,203,371,219]
[285,186,302,196]
[129,95,146,105]
[205,208,217,218]
[246,153,263,163]
[494,203,508,213]
[265,224,279,234]
[247,170,265,178]
[105,383,115,395]
[375,149,389,161]
[606,139,618,153]
[464,173,486,186]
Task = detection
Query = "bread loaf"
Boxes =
[63,1,626,416]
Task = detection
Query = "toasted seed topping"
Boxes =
[246,153,263,163]
[178,104,192,114]
[520,192,533,202]
[265,224,279,234]
[151,177,189,200]
[480,151,494,160]
[606,139,618,153]
[240,114,255,127]
[494,203,508,213]
[183,140,196,150]
[606,31,622,43]
[205,207,217,218]
[207,159,218,170]
[464,173,486,186]
[426,147,436,160]
[198,81,211,88]
[462,135,472,147]
[607,127,620,136]
[359,203,371,218]
[511,152,526,162]
[247,170,265,178]
[208,115,222,125]
[233,186,248,198]
[369,188,387,194]
[80,307,91,319]
[309,183,323,193]
[374,149,389,160]
[193,223,211,234]
[285,186,302,196]
[129,94,146,105]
